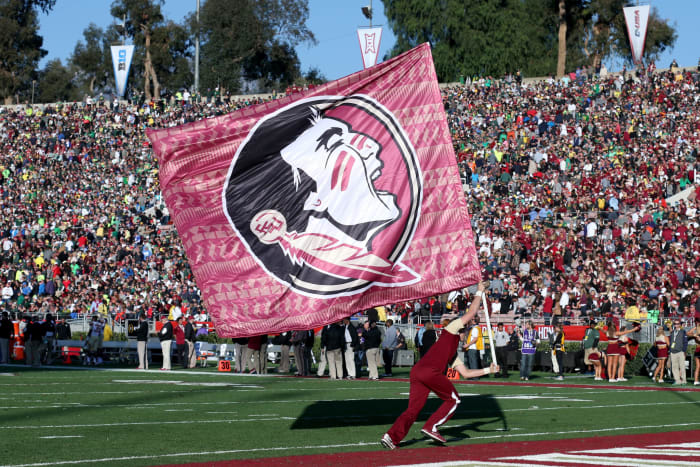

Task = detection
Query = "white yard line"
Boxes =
[0,418,295,430]
[465,421,700,441]
[572,447,700,457]
[38,435,84,439]
[2,397,698,412]
[499,453,700,466]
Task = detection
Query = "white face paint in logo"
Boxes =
[223,95,423,297]
[280,113,399,248]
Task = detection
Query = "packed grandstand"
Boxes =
[1,64,698,330]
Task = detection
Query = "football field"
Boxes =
[1,365,699,466]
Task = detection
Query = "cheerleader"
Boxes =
[589,347,605,381]
[616,325,641,382]
[687,318,700,386]
[606,322,637,383]
[652,327,670,383]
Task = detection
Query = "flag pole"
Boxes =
[480,292,497,366]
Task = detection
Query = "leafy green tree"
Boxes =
[302,67,327,86]
[0,0,56,104]
[36,58,79,103]
[383,0,555,80]
[70,24,120,95]
[584,1,676,68]
[111,0,192,100]
[150,20,193,93]
[382,0,676,79]
[193,0,315,93]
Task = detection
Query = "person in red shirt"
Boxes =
[381,281,498,449]
[173,316,186,368]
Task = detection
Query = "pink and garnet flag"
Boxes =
[147,43,481,337]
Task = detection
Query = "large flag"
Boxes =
[357,27,382,68]
[147,44,481,337]
[623,5,650,64]
[110,45,134,98]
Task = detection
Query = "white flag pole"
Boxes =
[481,292,497,366]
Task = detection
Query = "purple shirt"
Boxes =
[521,329,537,355]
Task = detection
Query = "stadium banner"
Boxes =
[110,45,134,98]
[147,43,481,337]
[357,27,382,68]
[623,5,650,64]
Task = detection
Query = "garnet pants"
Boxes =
[387,364,460,443]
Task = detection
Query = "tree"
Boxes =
[383,0,554,80]
[149,20,193,93]
[110,0,167,100]
[0,0,56,104]
[382,0,676,79]
[302,67,327,86]
[585,1,676,68]
[554,0,676,75]
[193,0,315,93]
[36,58,80,103]
[70,24,120,95]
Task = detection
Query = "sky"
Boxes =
[39,0,698,82]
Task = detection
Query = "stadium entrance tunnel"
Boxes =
[290,394,506,435]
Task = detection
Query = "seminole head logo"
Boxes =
[222,95,422,297]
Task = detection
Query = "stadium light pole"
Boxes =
[361,0,373,28]
[194,0,200,95]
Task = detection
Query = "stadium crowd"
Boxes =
[0,64,699,332]
[444,65,700,325]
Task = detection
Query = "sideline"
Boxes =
[2,364,699,392]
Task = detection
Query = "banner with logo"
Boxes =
[623,5,650,64]
[357,27,382,69]
[110,45,134,98]
[147,44,481,337]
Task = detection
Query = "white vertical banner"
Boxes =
[623,5,650,64]
[110,45,135,98]
[357,27,382,69]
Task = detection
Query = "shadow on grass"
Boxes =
[290,395,506,435]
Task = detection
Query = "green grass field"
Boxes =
[1,365,699,466]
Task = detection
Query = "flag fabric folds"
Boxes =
[147,43,481,337]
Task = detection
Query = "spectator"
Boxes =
[274,331,291,374]
[493,322,509,378]
[0,311,14,363]
[232,337,248,373]
[184,315,196,368]
[416,321,437,359]
[363,320,382,380]
[687,318,700,385]
[669,319,688,385]
[135,312,149,369]
[85,315,104,366]
[464,316,483,373]
[24,315,44,367]
[158,315,173,371]
[342,317,358,380]
[550,323,565,380]
[518,321,538,381]
[246,334,265,374]
[381,319,398,377]
[321,322,344,380]
[290,331,307,376]
[173,316,186,368]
